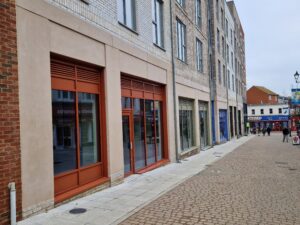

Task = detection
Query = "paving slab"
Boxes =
[120,133,300,225]
[18,135,254,225]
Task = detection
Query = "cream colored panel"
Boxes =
[147,64,167,84]
[50,23,105,67]
[104,46,124,184]
[119,52,147,78]
[16,7,54,210]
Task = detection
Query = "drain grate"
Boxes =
[69,208,87,214]
[289,168,297,171]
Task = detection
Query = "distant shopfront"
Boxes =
[248,115,289,131]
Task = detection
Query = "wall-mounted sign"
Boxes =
[291,89,300,105]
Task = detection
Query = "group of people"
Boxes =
[252,127,272,136]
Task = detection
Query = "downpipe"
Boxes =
[8,182,16,225]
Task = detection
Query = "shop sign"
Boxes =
[248,115,289,122]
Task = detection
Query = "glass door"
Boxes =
[122,112,133,175]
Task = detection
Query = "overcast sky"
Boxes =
[233,0,300,96]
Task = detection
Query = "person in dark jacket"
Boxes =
[282,127,289,143]
[266,126,272,136]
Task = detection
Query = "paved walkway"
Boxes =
[120,133,300,225]
[19,136,253,225]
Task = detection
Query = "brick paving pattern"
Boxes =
[120,134,300,225]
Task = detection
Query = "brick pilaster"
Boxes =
[0,1,22,224]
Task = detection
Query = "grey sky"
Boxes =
[233,0,300,96]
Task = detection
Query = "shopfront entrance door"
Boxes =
[122,112,133,176]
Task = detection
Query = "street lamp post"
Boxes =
[292,71,300,136]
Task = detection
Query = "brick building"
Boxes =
[0,1,22,225]
[247,86,279,105]
[0,0,247,224]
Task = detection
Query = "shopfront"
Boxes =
[51,56,108,203]
[121,76,168,176]
[179,99,195,152]
[199,101,209,149]
[219,109,228,142]
[248,115,289,131]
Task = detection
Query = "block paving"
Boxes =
[120,134,300,225]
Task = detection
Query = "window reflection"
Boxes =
[52,90,77,175]
[79,93,100,167]
[133,99,146,170]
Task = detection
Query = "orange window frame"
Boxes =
[51,56,108,203]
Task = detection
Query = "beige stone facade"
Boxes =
[209,0,246,144]
[171,0,212,157]
[16,0,175,218]
[10,0,247,222]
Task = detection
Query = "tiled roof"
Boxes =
[254,86,278,96]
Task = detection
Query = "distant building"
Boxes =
[247,86,289,131]
[248,104,289,131]
[247,86,279,105]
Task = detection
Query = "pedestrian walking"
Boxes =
[282,127,289,143]
[262,127,266,136]
[266,126,271,136]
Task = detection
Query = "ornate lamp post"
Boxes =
[294,71,300,83]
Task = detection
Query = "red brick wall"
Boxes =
[247,87,278,105]
[0,1,22,225]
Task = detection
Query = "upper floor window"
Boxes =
[221,8,224,29]
[177,19,186,62]
[232,75,235,91]
[223,65,226,87]
[226,44,229,63]
[279,108,282,114]
[227,70,230,89]
[196,38,203,72]
[269,95,272,100]
[222,36,225,58]
[261,109,264,115]
[216,0,219,21]
[225,19,228,37]
[177,0,185,8]
[217,29,220,53]
[218,60,221,85]
[195,0,202,28]
[117,0,137,31]
[231,52,234,68]
[269,108,273,114]
[252,109,255,115]
[152,0,164,48]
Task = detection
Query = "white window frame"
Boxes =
[218,60,221,84]
[152,0,164,48]
[196,38,203,72]
[177,0,185,8]
[117,0,136,31]
[195,0,202,28]
[177,19,187,62]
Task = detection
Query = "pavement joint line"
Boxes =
[18,135,255,225]
[109,135,255,225]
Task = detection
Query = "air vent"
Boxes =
[51,61,75,79]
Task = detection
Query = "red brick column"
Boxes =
[0,1,22,224]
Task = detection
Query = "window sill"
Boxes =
[118,22,139,35]
[176,57,188,65]
[153,43,166,52]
